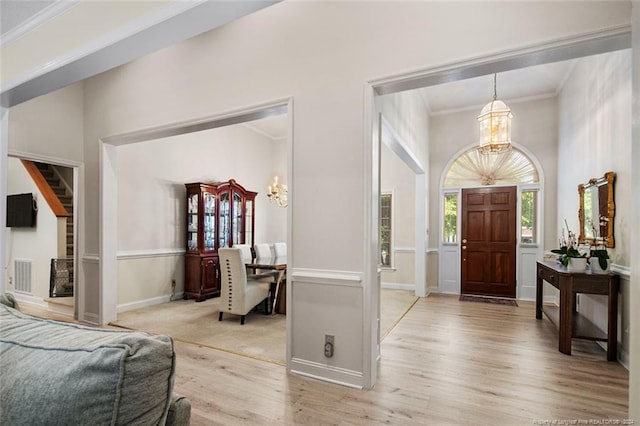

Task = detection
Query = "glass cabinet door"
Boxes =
[232,192,243,245]
[218,191,230,248]
[203,193,216,250]
[187,193,199,251]
[245,199,253,245]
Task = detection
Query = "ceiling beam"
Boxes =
[1,1,280,108]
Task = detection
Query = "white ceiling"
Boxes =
[418,59,575,115]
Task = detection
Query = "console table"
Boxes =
[536,261,619,361]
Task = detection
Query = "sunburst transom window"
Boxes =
[443,146,539,188]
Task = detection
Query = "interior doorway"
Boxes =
[4,155,80,317]
[461,186,517,297]
[99,99,292,358]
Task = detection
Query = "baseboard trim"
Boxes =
[381,282,415,291]
[81,312,100,325]
[290,357,363,389]
[117,293,183,313]
[12,293,46,309]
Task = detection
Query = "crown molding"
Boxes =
[0,1,79,47]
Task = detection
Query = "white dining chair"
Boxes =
[232,244,254,262]
[254,243,280,283]
[233,243,273,280]
[254,243,273,259]
[273,242,287,257]
[218,248,272,324]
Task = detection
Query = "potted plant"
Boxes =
[588,219,610,274]
[551,221,587,272]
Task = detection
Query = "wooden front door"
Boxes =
[461,186,517,297]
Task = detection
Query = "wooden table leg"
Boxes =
[558,280,572,355]
[536,270,543,320]
[271,270,285,315]
[607,281,618,361]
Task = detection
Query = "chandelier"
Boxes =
[477,73,512,155]
[267,176,288,207]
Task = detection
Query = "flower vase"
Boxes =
[591,259,610,274]
[566,257,587,273]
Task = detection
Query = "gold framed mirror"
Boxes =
[578,171,615,248]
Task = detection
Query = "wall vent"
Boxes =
[14,259,32,293]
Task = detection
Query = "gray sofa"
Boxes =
[0,295,190,425]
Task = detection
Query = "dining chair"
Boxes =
[233,243,273,280]
[273,242,287,257]
[218,248,272,325]
[253,243,273,259]
[233,244,254,262]
[253,243,281,285]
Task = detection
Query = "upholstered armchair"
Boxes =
[218,248,271,325]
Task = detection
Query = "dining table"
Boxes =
[245,256,287,314]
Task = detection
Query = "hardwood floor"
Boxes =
[173,294,629,425]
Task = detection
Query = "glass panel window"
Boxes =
[203,193,215,250]
[380,193,392,267]
[443,194,458,243]
[218,192,230,248]
[232,193,242,245]
[521,190,538,244]
[187,193,199,251]
[245,200,253,244]
[444,146,539,188]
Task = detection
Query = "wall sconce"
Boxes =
[267,176,288,207]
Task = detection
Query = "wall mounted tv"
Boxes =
[6,193,37,228]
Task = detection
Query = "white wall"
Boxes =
[380,143,416,288]
[5,157,59,300]
[7,1,633,389]
[557,48,632,364]
[116,123,286,306]
[376,90,430,293]
[267,136,288,243]
[7,82,84,162]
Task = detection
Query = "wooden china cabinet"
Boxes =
[184,179,257,301]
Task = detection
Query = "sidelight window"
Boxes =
[521,190,538,244]
[443,193,458,243]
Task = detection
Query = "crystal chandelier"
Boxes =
[267,176,288,207]
[477,73,512,155]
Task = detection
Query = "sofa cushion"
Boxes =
[0,293,18,310]
[0,304,176,425]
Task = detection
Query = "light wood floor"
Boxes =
[173,294,629,425]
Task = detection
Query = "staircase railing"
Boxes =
[49,258,74,297]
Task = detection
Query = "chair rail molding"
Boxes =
[117,248,185,260]
[289,269,362,287]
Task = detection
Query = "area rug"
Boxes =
[459,294,518,307]
[111,288,417,366]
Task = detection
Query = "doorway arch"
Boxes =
[99,99,293,336]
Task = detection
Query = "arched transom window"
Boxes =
[443,146,539,188]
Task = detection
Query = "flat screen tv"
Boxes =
[6,193,37,228]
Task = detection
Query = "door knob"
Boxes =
[462,239,467,243]
[462,245,467,250]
